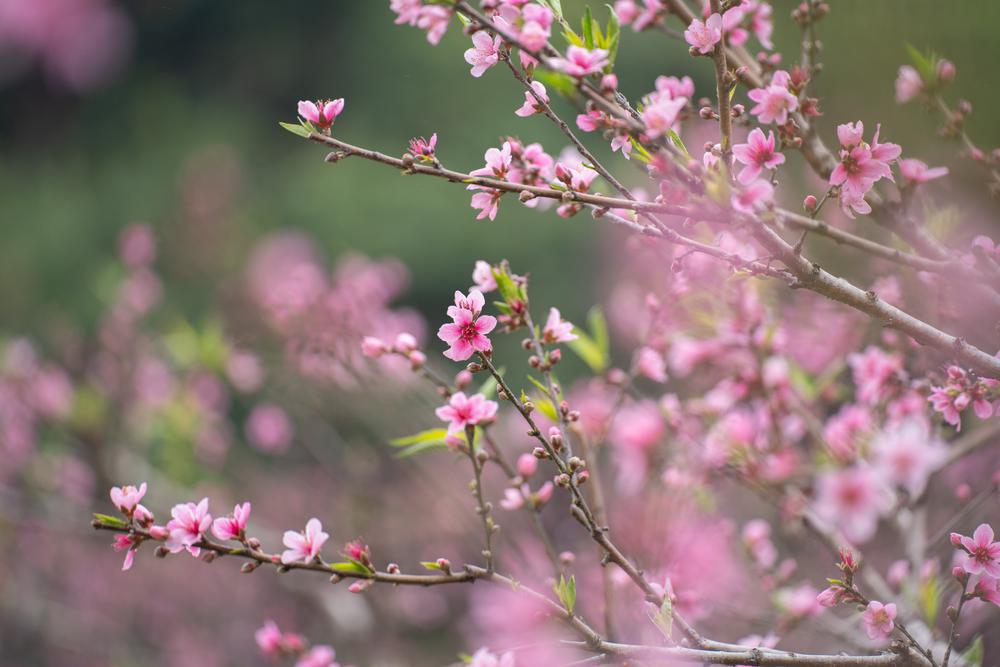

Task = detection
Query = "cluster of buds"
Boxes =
[791,1,830,26]
[815,548,864,608]
[361,332,427,370]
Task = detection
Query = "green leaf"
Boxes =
[649,586,674,640]
[666,128,692,161]
[568,330,607,373]
[554,575,576,614]
[919,575,940,626]
[587,307,609,358]
[279,121,311,138]
[455,12,470,27]
[563,26,584,47]
[477,372,500,400]
[605,4,621,66]
[960,636,984,667]
[395,440,449,458]
[421,561,444,571]
[330,561,372,575]
[390,428,450,458]
[527,374,553,398]
[93,513,128,528]
[390,428,449,446]
[904,43,937,83]
[534,70,579,99]
[582,6,595,49]
[493,265,523,306]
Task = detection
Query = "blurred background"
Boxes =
[1,1,998,665]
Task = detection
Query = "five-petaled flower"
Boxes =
[550,45,609,78]
[951,523,1000,577]
[861,600,896,640]
[732,128,785,184]
[212,502,251,542]
[110,482,147,516]
[438,290,498,361]
[542,307,577,343]
[297,99,345,130]
[464,30,502,78]
[684,13,722,54]
[435,391,499,436]
[165,498,213,556]
[747,70,798,125]
[282,517,330,565]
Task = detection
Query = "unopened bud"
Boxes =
[529,355,541,367]
[576,469,590,484]
[699,106,717,120]
[241,561,259,573]
[532,446,550,459]
[466,362,484,373]
[560,550,576,565]
[436,558,452,574]
[548,348,562,364]
[568,456,585,471]
[555,473,571,487]
[519,190,536,203]
[155,546,169,559]
[387,562,401,574]
[523,400,535,413]
[803,194,818,212]
[567,410,581,422]
[455,370,473,389]
[937,59,956,84]
[201,551,217,563]
[329,574,342,584]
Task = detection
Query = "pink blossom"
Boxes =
[435,391,499,435]
[899,158,948,184]
[470,142,513,180]
[438,294,497,360]
[469,647,516,667]
[164,498,212,556]
[112,533,140,571]
[822,404,871,461]
[246,403,294,453]
[226,349,264,392]
[928,365,997,429]
[777,583,823,618]
[110,482,147,515]
[746,0,774,49]
[361,336,389,358]
[576,109,604,132]
[212,502,251,541]
[636,346,668,382]
[952,524,1000,577]
[542,307,577,343]
[470,190,503,221]
[297,99,345,130]
[861,600,896,640]
[464,30,502,77]
[870,420,945,496]
[535,480,554,504]
[731,179,774,214]
[409,133,438,162]
[295,645,339,667]
[416,5,451,45]
[975,573,1000,606]
[282,517,329,565]
[816,584,847,608]
[515,80,548,117]
[615,0,641,25]
[814,466,892,544]
[655,75,695,100]
[390,0,423,26]
[732,128,785,184]
[848,345,904,404]
[895,65,923,103]
[550,45,609,77]
[741,519,777,569]
[499,487,526,511]
[517,452,537,477]
[747,70,798,124]
[517,4,553,52]
[472,261,498,292]
[684,13,722,54]
[640,96,687,138]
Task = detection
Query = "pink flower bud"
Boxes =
[436,558,452,573]
[535,481,554,504]
[949,532,964,548]
[455,370,473,389]
[361,336,388,358]
[937,59,956,83]
[348,579,372,593]
[954,483,972,503]
[149,525,169,540]
[394,332,418,353]
[803,194,818,211]
[601,73,618,93]
[408,350,427,368]
[517,452,538,477]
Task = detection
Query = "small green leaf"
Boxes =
[554,575,576,614]
[587,307,609,358]
[395,440,449,458]
[649,585,674,640]
[93,513,128,528]
[919,575,940,626]
[582,6,595,49]
[421,561,444,571]
[390,428,449,447]
[666,128,692,161]
[605,4,621,66]
[279,121,311,138]
[904,43,937,83]
[456,12,470,27]
[330,561,372,575]
[563,26,584,47]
